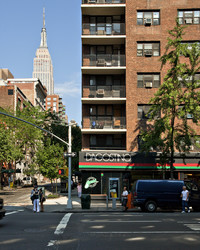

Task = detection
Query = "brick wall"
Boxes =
[126,0,200,151]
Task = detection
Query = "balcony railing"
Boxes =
[83,116,126,129]
[82,0,126,4]
[82,54,126,67]
[83,85,126,98]
[82,23,125,35]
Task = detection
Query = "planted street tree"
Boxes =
[140,20,200,179]
[37,138,64,193]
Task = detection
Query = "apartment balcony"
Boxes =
[82,54,126,74]
[82,116,126,134]
[82,85,126,104]
[82,0,125,16]
[82,133,126,150]
[82,23,125,45]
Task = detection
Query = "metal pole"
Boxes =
[67,123,72,209]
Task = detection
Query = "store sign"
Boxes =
[84,177,99,189]
[84,152,132,163]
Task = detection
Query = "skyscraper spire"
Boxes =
[40,7,47,48]
[43,7,45,28]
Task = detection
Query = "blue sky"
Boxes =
[0,0,82,125]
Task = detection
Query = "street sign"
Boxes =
[63,152,77,158]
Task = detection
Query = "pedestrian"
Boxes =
[122,186,128,211]
[77,182,82,198]
[39,188,45,212]
[181,185,190,213]
[32,186,40,213]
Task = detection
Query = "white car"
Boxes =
[21,177,35,187]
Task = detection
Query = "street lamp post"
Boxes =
[67,123,73,209]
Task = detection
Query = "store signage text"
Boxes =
[85,153,132,163]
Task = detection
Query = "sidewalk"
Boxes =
[25,194,138,213]
[2,184,138,213]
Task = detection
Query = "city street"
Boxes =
[1,210,200,250]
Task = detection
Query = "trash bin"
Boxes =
[81,194,91,209]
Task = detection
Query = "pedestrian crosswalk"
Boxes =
[184,224,200,231]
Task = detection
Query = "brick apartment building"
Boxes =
[0,70,47,182]
[45,94,67,121]
[7,78,47,110]
[80,0,200,197]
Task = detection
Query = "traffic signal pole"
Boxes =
[66,123,72,209]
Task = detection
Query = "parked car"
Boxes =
[0,198,6,220]
[21,177,37,187]
[132,179,200,212]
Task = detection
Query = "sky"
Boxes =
[0,0,82,125]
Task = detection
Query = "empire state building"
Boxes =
[33,8,54,95]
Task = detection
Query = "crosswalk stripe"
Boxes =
[184,224,200,231]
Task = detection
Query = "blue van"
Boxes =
[132,180,200,212]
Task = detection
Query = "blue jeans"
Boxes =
[182,200,189,212]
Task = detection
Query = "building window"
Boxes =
[53,102,57,107]
[137,74,160,88]
[137,11,160,25]
[178,73,200,87]
[47,97,51,101]
[8,89,13,95]
[137,42,160,57]
[53,98,57,101]
[47,102,51,105]
[178,10,200,24]
[138,105,152,119]
[138,105,160,119]
[53,107,57,112]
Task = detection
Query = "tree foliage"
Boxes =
[140,20,200,178]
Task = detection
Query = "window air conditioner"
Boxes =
[145,82,153,88]
[97,89,105,95]
[145,18,152,25]
[144,50,153,56]
[185,18,193,24]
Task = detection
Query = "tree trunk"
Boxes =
[170,110,175,180]
[56,178,57,194]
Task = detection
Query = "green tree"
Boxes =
[0,109,24,189]
[140,20,200,179]
[37,138,64,193]
[15,104,46,177]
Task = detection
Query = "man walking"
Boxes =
[32,186,40,213]
[181,186,190,213]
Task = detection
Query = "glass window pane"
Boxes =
[113,23,120,33]
[153,12,159,18]
[194,18,200,24]
[178,18,183,24]
[153,50,159,56]
[153,19,159,25]
[144,44,152,50]
[137,19,143,25]
[137,12,143,18]
[137,80,143,88]
[194,11,200,17]
[144,12,152,19]
[137,75,143,81]
[184,11,193,17]
[137,44,143,49]
[178,11,183,17]
[154,75,160,81]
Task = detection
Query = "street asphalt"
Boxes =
[1,210,200,250]
[1,184,200,249]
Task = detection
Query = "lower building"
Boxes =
[80,1,200,198]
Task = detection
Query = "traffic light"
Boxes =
[58,169,65,175]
